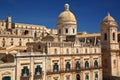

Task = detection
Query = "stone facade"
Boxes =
[0,3,120,80]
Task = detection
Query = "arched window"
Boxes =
[76,61,80,70]
[66,62,71,71]
[53,63,59,72]
[95,73,98,80]
[85,74,89,80]
[35,65,42,75]
[21,66,29,77]
[94,60,98,68]
[76,74,80,80]
[113,32,115,40]
[85,61,89,69]
[54,48,57,54]
[104,33,107,40]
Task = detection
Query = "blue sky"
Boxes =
[0,0,120,33]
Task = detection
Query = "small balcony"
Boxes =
[47,67,102,75]
[34,72,43,79]
[20,75,30,80]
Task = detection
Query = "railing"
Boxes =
[20,75,30,80]
[47,67,102,75]
[34,74,43,79]
[20,73,43,80]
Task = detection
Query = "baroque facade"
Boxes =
[0,3,120,80]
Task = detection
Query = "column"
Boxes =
[99,69,103,80]
[80,57,83,69]
[72,56,75,70]
[99,55,102,67]
[60,73,64,80]
[30,51,34,80]
[90,56,93,68]
[16,58,21,80]
[90,70,93,80]
[94,37,97,45]
[81,72,83,80]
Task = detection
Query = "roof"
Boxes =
[77,33,100,38]
[0,46,27,53]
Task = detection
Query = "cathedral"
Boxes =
[0,3,120,80]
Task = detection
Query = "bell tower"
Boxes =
[100,13,120,80]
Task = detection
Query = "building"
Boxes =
[0,3,120,80]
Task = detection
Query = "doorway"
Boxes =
[76,74,80,80]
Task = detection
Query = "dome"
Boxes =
[101,12,118,27]
[57,4,76,25]
[103,13,115,22]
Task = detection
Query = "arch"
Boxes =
[94,60,98,68]
[95,73,98,80]
[85,74,89,80]
[2,76,11,80]
[53,63,59,72]
[66,62,70,71]
[1,54,14,63]
[76,61,80,70]
[85,61,89,69]
[76,74,80,80]
[21,66,29,77]
[35,65,42,75]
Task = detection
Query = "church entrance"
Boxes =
[2,76,11,80]
[76,74,80,80]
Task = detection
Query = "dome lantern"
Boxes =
[57,3,77,37]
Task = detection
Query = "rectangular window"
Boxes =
[104,33,107,40]
[65,28,68,33]
[85,49,87,53]
[66,49,69,54]
[76,48,78,54]
[73,28,75,33]
[54,48,57,54]
[94,49,97,53]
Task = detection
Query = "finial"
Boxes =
[64,3,69,10]
[108,12,110,16]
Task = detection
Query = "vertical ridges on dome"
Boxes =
[64,3,69,11]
